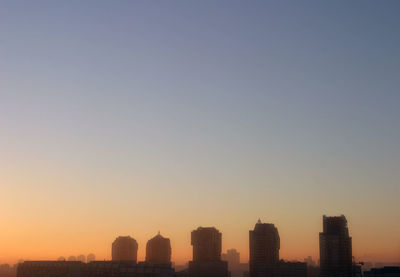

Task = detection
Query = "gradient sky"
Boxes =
[1,0,399,265]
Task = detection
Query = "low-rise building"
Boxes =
[17,261,174,277]
[364,267,400,277]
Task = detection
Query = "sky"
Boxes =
[0,0,399,265]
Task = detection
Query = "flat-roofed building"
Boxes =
[17,261,174,277]
[112,236,138,262]
[188,227,228,277]
[319,215,352,277]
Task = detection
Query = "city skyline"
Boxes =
[1,216,398,266]
[1,0,399,267]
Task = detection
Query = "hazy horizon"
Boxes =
[1,217,399,265]
[1,0,399,266]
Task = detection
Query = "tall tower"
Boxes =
[249,219,280,277]
[146,232,172,264]
[191,227,222,262]
[112,236,138,262]
[319,215,352,277]
[189,227,228,277]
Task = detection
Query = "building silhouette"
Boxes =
[188,227,228,277]
[222,249,240,269]
[249,219,280,277]
[17,261,174,277]
[146,232,172,264]
[319,215,352,277]
[0,263,15,277]
[87,253,95,263]
[364,266,400,277]
[77,255,86,263]
[222,249,248,277]
[112,236,138,262]
[191,227,222,262]
[303,256,316,267]
[274,262,307,277]
[249,220,306,277]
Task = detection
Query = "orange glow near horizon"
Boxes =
[1,168,399,265]
[0,206,399,265]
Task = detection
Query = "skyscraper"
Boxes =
[189,227,228,277]
[319,215,352,277]
[249,219,280,277]
[146,232,172,264]
[191,227,222,262]
[112,236,138,262]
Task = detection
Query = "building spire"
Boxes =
[257,218,261,224]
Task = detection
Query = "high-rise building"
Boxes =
[319,215,352,277]
[249,219,280,277]
[112,236,138,262]
[146,232,172,264]
[189,227,228,277]
[191,227,222,262]
[222,249,240,269]
[222,249,246,277]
